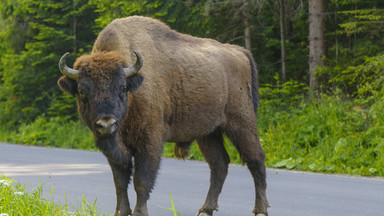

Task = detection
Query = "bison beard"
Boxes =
[57,16,268,216]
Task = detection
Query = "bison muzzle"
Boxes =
[57,16,269,216]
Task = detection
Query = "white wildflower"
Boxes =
[14,191,24,196]
[0,180,12,187]
[0,213,10,216]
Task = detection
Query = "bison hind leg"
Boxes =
[174,142,192,159]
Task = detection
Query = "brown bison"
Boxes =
[57,16,268,216]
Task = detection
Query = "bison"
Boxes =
[57,16,268,216]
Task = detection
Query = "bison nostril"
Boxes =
[95,119,117,135]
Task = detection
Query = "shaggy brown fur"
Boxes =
[75,52,129,89]
[74,51,129,70]
[58,16,268,216]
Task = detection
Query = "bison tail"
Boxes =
[245,51,259,115]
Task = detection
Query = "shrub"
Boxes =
[3,116,94,150]
[260,94,384,176]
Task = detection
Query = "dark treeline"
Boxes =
[0,0,384,127]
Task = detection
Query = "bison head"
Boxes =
[57,51,143,140]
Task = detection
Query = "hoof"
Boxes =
[132,211,148,216]
[196,213,211,216]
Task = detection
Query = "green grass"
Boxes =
[0,175,181,216]
[162,193,181,216]
[1,94,383,177]
[0,116,95,150]
[0,176,103,216]
[258,94,384,176]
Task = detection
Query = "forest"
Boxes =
[0,0,384,176]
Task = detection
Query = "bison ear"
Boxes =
[126,74,144,93]
[58,76,78,96]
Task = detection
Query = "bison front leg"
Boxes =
[132,146,162,216]
[108,159,133,216]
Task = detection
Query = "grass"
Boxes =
[163,193,181,216]
[0,94,383,177]
[0,116,95,150]
[258,94,384,176]
[0,175,103,216]
[0,175,181,216]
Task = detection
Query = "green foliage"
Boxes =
[89,0,210,37]
[319,53,384,104]
[89,0,146,28]
[337,8,384,36]
[0,176,103,215]
[259,79,308,109]
[1,116,94,150]
[260,94,384,176]
[47,94,78,120]
[324,0,384,96]
[0,0,97,127]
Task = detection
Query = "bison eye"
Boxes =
[78,90,86,98]
[78,88,88,99]
[119,85,127,100]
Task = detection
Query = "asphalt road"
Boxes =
[0,143,383,216]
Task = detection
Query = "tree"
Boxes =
[318,0,384,96]
[203,0,265,50]
[280,0,287,83]
[308,0,326,93]
[0,0,97,126]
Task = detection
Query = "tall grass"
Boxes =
[0,117,94,150]
[0,176,102,216]
[258,94,384,176]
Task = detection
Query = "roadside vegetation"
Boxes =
[1,0,384,178]
[0,175,183,216]
[0,176,102,216]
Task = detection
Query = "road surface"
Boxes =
[0,143,383,216]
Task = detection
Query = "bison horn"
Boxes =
[124,50,143,78]
[59,52,79,81]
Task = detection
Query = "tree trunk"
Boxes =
[284,1,294,39]
[308,0,326,93]
[280,0,287,83]
[73,0,77,55]
[244,18,251,50]
[243,0,251,50]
